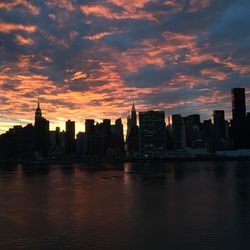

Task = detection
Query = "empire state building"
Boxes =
[35,101,42,124]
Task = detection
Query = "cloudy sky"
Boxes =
[0,0,250,133]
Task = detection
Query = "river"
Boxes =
[0,161,250,250]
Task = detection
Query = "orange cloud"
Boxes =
[83,31,113,41]
[70,72,88,81]
[81,5,120,18]
[169,73,210,88]
[80,4,156,22]
[45,33,69,48]
[108,32,196,73]
[45,0,75,12]
[107,0,152,11]
[0,0,40,15]
[201,68,229,81]
[0,21,37,33]
[15,34,34,46]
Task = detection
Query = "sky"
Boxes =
[0,0,250,133]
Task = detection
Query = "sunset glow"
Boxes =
[0,0,250,133]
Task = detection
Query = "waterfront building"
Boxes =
[65,120,75,155]
[211,110,227,151]
[184,114,203,148]
[126,102,139,156]
[167,114,186,150]
[34,102,49,157]
[139,111,166,155]
[231,88,247,149]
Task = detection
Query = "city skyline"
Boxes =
[1,87,250,160]
[0,87,250,135]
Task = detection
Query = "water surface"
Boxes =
[0,161,250,250]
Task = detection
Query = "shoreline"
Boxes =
[1,155,250,166]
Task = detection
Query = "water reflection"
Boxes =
[60,165,75,175]
[172,163,186,180]
[0,161,250,250]
[22,164,50,176]
[213,162,228,180]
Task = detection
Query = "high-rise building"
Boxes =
[231,88,247,149]
[85,119,95,155]
[184,114,202,148]
[247,113,250,148]
[211,110,227,151]
[85,119,95,134]
[65,120,75,155]
[76,132,88,156]
[167,114,186,150]
[109,118,125,156]
[126,102,139,156]
[131,101,137,128]
[35,101,42,124]
[103,119,111,136]
[232,88,246,121]
[49,127,61,151]
[22,124,35,158]
[34,102,49,157]
[139,111,166,155]
[127,102,137,136]
[211,110,225,138]
[55,127,61,147]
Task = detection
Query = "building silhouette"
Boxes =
[85,119,95,155]
[65,120,75,155]
[126,102,139,156]
[35,101,42,124]
[130,101,137,128]
[95,119,111,155]
[82,118,125,156]
[166,114,186,150]
[76,132,88,155]
[139,111,166,155]
[34,102,49,157]
[231,88,247,149]
[247,112,250,148]
[0,87,250,160]
[109,118,125,156]
[184,114,203,148]
[211,110,227,151]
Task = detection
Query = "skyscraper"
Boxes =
[167,114,186,150]
[109,118,125,156]
[85,119,95,155]
[211,110,226,151]
[34,102,50,157]
[232,88,246,121]
[247,112,250,148]
[184,114,202,148]
[35,101,42,124]
[85,119,95,134]
[65,120,75,155]
[231,88,247,149]
[126,102,139,156]
[139,111,166,155]
[131,101,137,128]
[211,110,225,139]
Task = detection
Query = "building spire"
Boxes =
[132,100,136,112]
[131,101,137,127]
[35,98,42,124]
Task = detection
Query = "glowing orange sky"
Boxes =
[0,0,250,134]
